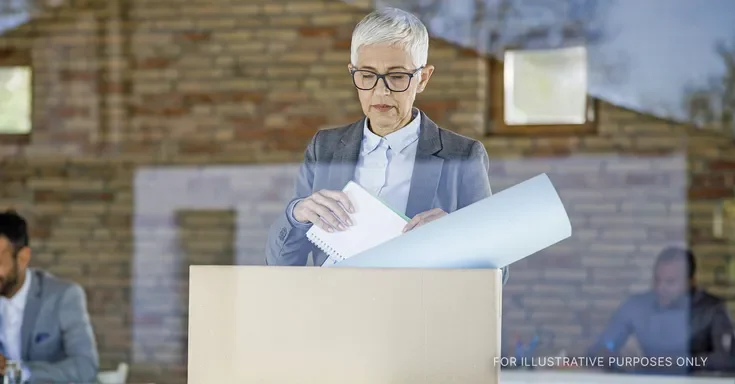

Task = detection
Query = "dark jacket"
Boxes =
[589,288,734,373]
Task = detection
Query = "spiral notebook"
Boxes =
[306,181,410,266]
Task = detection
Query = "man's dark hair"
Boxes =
[654,246,696,279]
[0,209,29,255]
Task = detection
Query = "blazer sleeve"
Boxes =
[25,284,99,383]
[459,141,509,285]
[695,301,735,371]
[458,141,492,208]
[265,130,320,266]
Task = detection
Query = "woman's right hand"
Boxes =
[293,190,354,232]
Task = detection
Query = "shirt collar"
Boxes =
[362,109,421,154]
[7,269,32,310]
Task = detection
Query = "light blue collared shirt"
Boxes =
[286,111,421,227]
[354,111,421,215]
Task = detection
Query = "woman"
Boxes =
[265,7,508,284]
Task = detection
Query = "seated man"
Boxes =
[588,246,734,373]
[0,210,99,383]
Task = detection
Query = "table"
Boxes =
[500,370,735,384]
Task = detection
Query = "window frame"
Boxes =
[0,47,33,144]
[486,57,598,136]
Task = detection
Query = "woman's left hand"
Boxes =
[402,208,447,232]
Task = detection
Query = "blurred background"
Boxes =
[1,0,734,383]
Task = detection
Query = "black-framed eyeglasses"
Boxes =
[350,66,424,92]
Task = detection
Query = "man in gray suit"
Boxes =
[0,210,99,383]
[266,8,508,284]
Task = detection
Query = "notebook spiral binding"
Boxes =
[306,231,344,261]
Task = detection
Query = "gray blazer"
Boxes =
[266,111,508,284]
[18,268,99,383]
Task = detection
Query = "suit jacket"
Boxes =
[266,111,509,284]
[11,268,99,383]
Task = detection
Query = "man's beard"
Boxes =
[0,262,19,297]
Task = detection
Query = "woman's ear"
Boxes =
[417,65,435,93]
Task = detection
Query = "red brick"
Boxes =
[133,105,188,117]
[175,32,211,43]
[333,38,351,49]
[268,124,322,151]
[286,116,326,132]
[691,174,731,187]
[343,113,366,123]
[688,187,733,199]
[710,160,735,170]
[536,137,581,150]
[135,57,172,70]
[414,100,457,122]
[457,47,481,58]
[33,190,115,203]
[101,82,124,93]
[0,168,28,182]
[525,147,572,157]
[66,162,123,179]
[270,138,311,152]
[618,148,674,156]
[298,26,338,37]
[0,47,16,59]
[114,141,158,155]
[48,131,91,142]
[690,228,716,242]
[231,116,264,127]
[260,102,291,115]
[60,70,96,82]
[103,214,131,227]
[178,141,224,155]
[56,107,90,118]
[183,91,265,104]
[139,93,182,104]
[233,127,269,140]
[29,225,52,239]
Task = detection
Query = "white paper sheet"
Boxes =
[307,181,408,266]
[328,173,572,269]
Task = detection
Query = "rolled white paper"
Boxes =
[329,173,572,269]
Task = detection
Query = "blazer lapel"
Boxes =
[405,112,443,218]
[21,269,42,360]
[327,119,364,190]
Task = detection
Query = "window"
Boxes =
[488,47,597,135]
[0,66,32,134]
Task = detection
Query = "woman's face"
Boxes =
[349,44,434,133]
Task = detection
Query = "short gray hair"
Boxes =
[350,7,429,69]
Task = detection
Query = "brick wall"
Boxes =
[687,130,735,301]
[1,0,734,382]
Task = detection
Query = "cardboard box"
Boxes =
[188,266,502,383]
